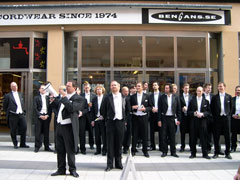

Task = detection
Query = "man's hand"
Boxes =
[152,107,158,113]
[78,111,82,117]
[132,105,138,110]
[91,121,95,127]
[158,121,162,127]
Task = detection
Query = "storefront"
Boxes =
[0,1,239,137]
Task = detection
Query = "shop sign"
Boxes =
[0,7,142,25]
[148,9,226,25]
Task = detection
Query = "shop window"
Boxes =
[114,71,143,88]
[0,38,29,69]
[33,72,46,97]
[146,37,174,67]
[82,36,110,67]
[177,37,206,68]
[114,36,142,67]
[146,71,174,92]
[211,71,218,94]
[66,36,78,69]
[34,38,47,69]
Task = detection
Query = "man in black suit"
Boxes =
[3,82,29,149]
[91,85,107,156]
[231,85,240,152]
[80,82,96,149]
[188,86,211,159]
[101,81,129,172]
[131,82,152,157]
[33,84,53,153]
[149,82,161,151]
[179,83,192,152]
[51,80,83,178]
[158,83,181,158]
[211,82,232,159]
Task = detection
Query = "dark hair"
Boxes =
[68,80,77,89]
[165,83,173,93]
[203,83,212,89]
[130,84,136,89]
[136,82,143,87]
[218,82,226,87]
[235,85,240,91]
[183,83,190,88]
[152,81,159,86]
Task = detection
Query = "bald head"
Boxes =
[10,82,18,92]
[196,86,203,97]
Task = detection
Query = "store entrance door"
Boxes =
[0,72,27,134]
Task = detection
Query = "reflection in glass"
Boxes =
[179,73,205,94]
[82,36,110,67]
[33,72,46,97]
[114,71,143,88]
[114,36,142,67]
[145,71,174,92]
[177,37,206,68]
[65,36,77,68]
[81,71,110,93]
[146,37,174,67]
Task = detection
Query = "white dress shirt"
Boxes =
[154,91,159,109]
[113,92,123,120]
[219,93,226,116]
[12,91,23,114]
[40,94,47,114]
[183,93,189,108]
[204,93,211,104]
[166,94,173,116]
[197,96,202,113]
[97,95,103,117]
[235,96,240,115]
[134,93,147,116]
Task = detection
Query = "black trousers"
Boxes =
[106,119,124,168]
[180,115,190,150]
[190,118,208,156]
[56,123,76,172]
[123,114,132,151]
[231,118,240,149]
[213,116,231,155]
[149,113,161,150]
[35,117,50,149]
[131,115,148,153]
[8,113,27,146]
[207,117,214,151]
[161,116,177,154]
[85,112,94,147]
[95,120,107,153]
[79,116,86,152]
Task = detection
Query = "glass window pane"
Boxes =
[82,36,110,67]
[114,36,142,67]
[146,37,174,67]
[177,37,206,68]
[210,34,219,69]
[34,38,47,69]
[65,36,77,68]
[0,38,29,69]
[114,71,143,88]
[81,71,110,93]
[145,71,174,92]
[66,71,78,83]
[179,73,205,94]
[210,71,218,94]
[33,72,46,97]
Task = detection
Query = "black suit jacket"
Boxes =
[187,96,211,119]
[80,92,97,112]
[158,94,181,122]
[101,93,129,122]
[33,94,51,118]
[3,91,25,126]
[130,93,152,113]
[211,93,232,118]
[180,93,192,117]
[231,96,239,116]
[91,95,106,121]
[149,92,161,118]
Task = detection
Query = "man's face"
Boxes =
[130,87,136,95]
[165,85,170,94]
[96,87,103,95]
[196,87,203,97]
[236,87,240,96]
[84,84,91,93]
[183,86,189,94]
[204,85,212,94]
[218,83,225,93]
[11,82,18,92]
[122,88,129,96]
[66,82,75,94]
[39,85,46,94]
[143,83,148,90]
[173,85,177,94]
[153,83,159,91]
[136,83,143,93]
[111,81,119,93]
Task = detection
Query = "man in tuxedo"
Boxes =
[101,81,129,172]
[91,85,107,156]
[179,83,192,152]
[231,85,240,152]
[3,82,29,149]
[80,82,96,149]
[131,82,152,157]
[33,84,53,153]
[51,80,83,178]
[149,82,162,151]
[211,82,232,159]
[187,86,211,159]
[158,83,181,158]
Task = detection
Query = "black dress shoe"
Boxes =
[105,167,113,172]
[115,165,123,169]
[20,144,30,148]
[212,154,218,159]
[189,154,196,159]
[225,154,232,159]
[45,148,53,152]
[131,152,136,156]
[90,146,94,150]
[219,151,224,155]
[102,151,106,156]
[171,153,179,158]
[144,152,150,158]
[81,151,86,155]
[180,148,184,152]
[231,147,236,152]
[51,171,66,176]
[34,148,39,153]
[70,171,79,178]
[14,145,18,149]
[161,153,167,157]
[203,155,211,159]
[94,152,101,155]
[123,149,128,154]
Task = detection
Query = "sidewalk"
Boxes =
[0,141,239,180]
